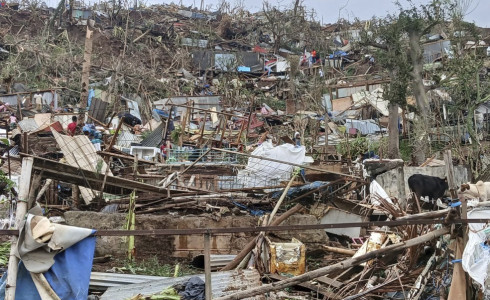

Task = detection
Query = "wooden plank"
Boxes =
[315,276,343,289]
[26,154,185,196]
[268,274,341,300]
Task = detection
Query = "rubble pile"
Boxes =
[0,0,490,299]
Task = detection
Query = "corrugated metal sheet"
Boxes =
[90,272,168,291]
[181,37,208,48]
[0,95,18,105]
[18,119,39,132]
[116,124,142,148]
[88,98,108,123]
[154,96,222,117]
[52,130,112,204]
[100,270,264,300]
[140,122,164,147]
[192,51,261,71]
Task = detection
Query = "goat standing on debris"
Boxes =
[408,174,448,210]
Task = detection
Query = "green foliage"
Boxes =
[399,139,413,162]
[260,95,286,110]
[140,130,153,140]
[171,126,182,144]
[0,242,11,266]
[336,136,382,158]
[120,257,197,277]
[0,171,15,192]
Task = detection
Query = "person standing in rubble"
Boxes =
[9,113,17,130]
[33,90,43,111]
[311,49,317,64]
[293,132,301,147]
[160,140,171,162]
[67,116,78,136]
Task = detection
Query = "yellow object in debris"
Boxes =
[269,238,306,276]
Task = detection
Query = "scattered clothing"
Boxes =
[179,277,205,300]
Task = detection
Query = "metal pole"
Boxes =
[5,157,34,300]
[204,233,212,300]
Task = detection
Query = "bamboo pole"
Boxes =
[5,157,34,300]
[395,208,452,221]
[323,245,356,256]
[215,227,450,300]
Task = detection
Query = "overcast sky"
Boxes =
[44,0,488,27]
[158,0,489,27]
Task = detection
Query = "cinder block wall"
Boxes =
[64,212,328,259]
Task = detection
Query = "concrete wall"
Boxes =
[375,165,469,203]
[64,212,328,260]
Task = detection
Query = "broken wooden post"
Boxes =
[107,117,124,151]
[215,227,450,300]
[80,26,93,110]
[395,208,452,221]
[204,233,212,300]
[269,174,297,221]
[72,185,80,208]
[199,112,208,145]
[444,150,457,199]
[5,157,34,300]
[35,179,53,202]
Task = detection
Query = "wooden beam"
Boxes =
[107,117,124,150]
[98,151,156,165]
[25,154,185,196]
[172,104,247,119]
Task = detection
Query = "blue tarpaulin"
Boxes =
[270,181,331,199]
[0,234,96,300]
[232,202,268,216]
[329,51,348,59]
[153,108,169,118]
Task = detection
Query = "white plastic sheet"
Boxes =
[462,208,490,290]
[236,141,306,188]
[369,180,394,205]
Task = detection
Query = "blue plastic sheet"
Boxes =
[87,89,95,110]
[0,234,96,300]
[233,202,267,216]
[270,181,331,199]
[153,108,169,118]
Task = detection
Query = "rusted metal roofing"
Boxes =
[100,270,265,300]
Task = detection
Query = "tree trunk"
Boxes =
[387,102,400,159]
[293,0,300,16]
[408,31,430,165]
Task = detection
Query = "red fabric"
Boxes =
[67,122,77,136]
[253,45,268,53]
